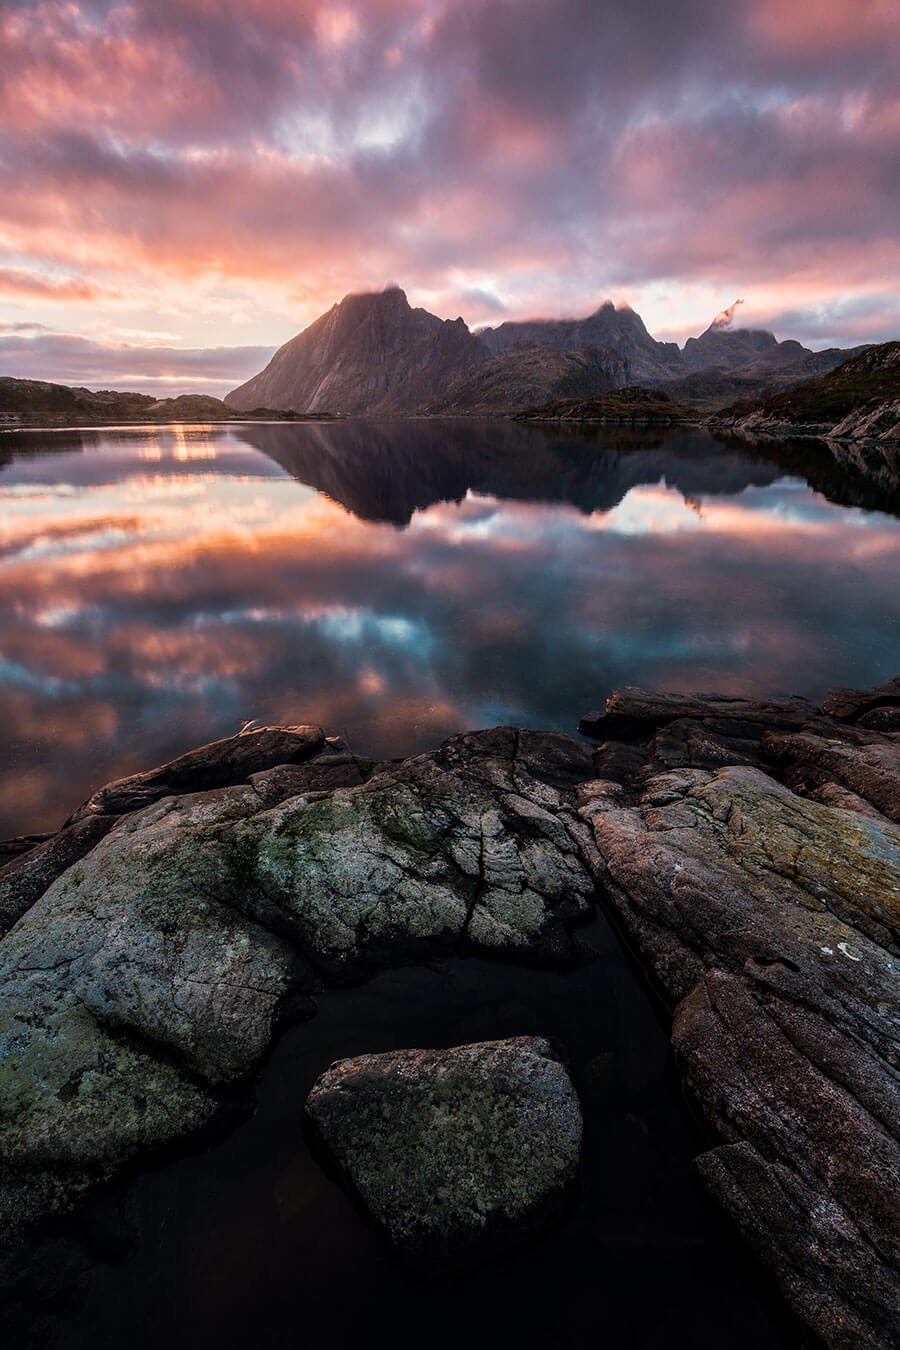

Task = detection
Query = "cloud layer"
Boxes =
[0,0,897,388]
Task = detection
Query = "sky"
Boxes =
[0,0,897,395]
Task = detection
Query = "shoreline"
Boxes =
[1,678,898,1347]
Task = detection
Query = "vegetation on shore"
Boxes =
[714,341,900,427]
[0,377,328,427]
[516,385,699,423]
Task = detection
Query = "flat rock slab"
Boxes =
[305,1036,582,1271]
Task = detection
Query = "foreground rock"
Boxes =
[0,726,595,1241]
[1,679,898,1348]
[578,682,900,1350]
[305,1036,582,1270]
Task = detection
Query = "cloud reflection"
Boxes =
[0,419,898,836]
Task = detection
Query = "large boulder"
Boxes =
[305,1036,582,1270]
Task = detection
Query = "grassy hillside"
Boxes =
[717,342,900,425]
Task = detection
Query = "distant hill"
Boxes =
[516,386,699,424]
[0,378,307,426]
[708,342,900,442]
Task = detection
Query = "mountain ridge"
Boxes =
[225,287,869,416]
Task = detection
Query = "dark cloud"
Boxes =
[0,0,896,357]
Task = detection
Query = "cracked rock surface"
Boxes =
[579,681,900,1350]
[305,1035,582,1270]
[0,726,596,1242]
[1,680,899,1350]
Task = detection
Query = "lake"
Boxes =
[2,418,899,1349]
[1,418,898,839]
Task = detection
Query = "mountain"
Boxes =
[224,287,876,418]
[683,308,867,380]
[477,301,686,383]
[425,342,627,414]
[225,286,488,415]
[709,342,900,443]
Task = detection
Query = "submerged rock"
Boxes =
[305,1036,582,1270]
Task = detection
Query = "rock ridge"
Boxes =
[1,679,899,1349]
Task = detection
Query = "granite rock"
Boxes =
[305,1036,582,1270]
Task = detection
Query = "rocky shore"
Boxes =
[1,679,899,1348]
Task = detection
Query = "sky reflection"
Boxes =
[1,420,898,837]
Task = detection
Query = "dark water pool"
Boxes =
[13,922,796,1350]
[1,418,898,838]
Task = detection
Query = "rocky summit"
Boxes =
[0,679,899,1348]
[225,286,489,415]
[305,1036,582,1270]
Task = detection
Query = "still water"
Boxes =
[1,418,898,838]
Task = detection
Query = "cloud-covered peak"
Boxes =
[0,0,896,387]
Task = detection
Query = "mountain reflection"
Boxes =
[244,420,787,525]
[1,419,899,838]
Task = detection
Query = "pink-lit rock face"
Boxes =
[1,418,898,839]
[0,0,897,391]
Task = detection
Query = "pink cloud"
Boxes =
[0,0,896,362]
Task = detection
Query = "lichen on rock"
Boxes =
[304,1036,583,1269]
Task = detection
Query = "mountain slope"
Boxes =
[478,302,686,383]
[425,342,628,414]
[225,286,488,415]
[709,342,900,442]
[683,312,866,380]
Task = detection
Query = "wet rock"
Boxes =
[824,675,900,725]
[4,685,899,1348]
[763,725,900,824]
[649,716,763,770]
[305,1036,582,1270]
[578,687,819,742]
[0,815,119,939]
[67,724,327,823]
[579,756,900,1349]
[0,728,596,1243]
[0,726,330,940]
[0,833,53,864]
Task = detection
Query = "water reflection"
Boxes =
[1,419,899,838]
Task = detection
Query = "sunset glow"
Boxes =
[0,0,897,392]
